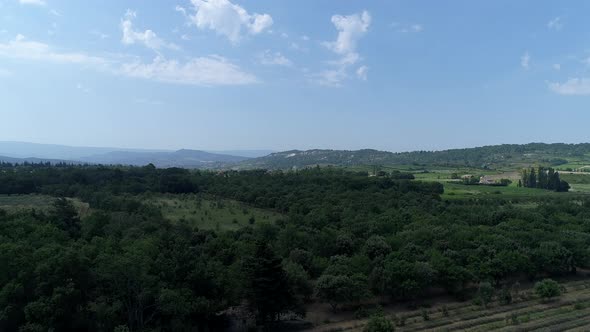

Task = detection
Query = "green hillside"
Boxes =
[237,143,590,170]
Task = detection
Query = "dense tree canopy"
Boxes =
[0,163,589,330]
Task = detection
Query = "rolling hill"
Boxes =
[0,142,250,168]
[78,149,249,168]
[236,143,590,170]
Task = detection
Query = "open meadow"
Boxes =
[145,193,284,231]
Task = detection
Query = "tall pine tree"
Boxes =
[245,241,298,325]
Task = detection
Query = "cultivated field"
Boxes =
[307,278,590,332]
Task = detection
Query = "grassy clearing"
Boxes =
[440,182,586,200]
[146,193,285,231]
[0,194,90,216]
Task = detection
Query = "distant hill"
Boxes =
[205,150,276,158]
[79,149,248,168]
[0,155,78,165]
[236,143,590,170]
[0,141,166,160]
[0,142,250,168]
[4,141,590,170]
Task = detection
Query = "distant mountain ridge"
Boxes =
[236,143,590,169]
[0,142,251,168]
[0,141,166,160]
[3,142,590,170]
[79,149,248,168]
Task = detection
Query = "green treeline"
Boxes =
[520,167,570,192]
[0,163,589,331]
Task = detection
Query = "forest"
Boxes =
[1,163,590,331]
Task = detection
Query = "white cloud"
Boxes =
[411,24,423,32]
[392,22,423,33]
[120,55,258,86]
[548,78,590,95]
[181,34,190,40]
[553,63,561,70]
[90,30,109,40]
[175,5,187,16]
[19,0,45,6]
[520,52,530,70]
[301,35,310,41]
[325,10,371,56]
[187,0,273,43]
[49,9,60,16]
[76,83,91,93]
[0,34,106,65]
[311,68,347,87]
[258,50,292,66]
[356,65,368,80]
[121,10,179,50]
[315,10,371,86]
[547,17,563,31]
[0,34,257,87]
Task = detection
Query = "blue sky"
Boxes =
[1,0,590,152]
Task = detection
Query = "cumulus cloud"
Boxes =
[121,10,179,50]
[324,10,371,56]
[314,10,371,86]
[0,34,106,65]
[548,78,590,95]
[547,17,563,31]
[187,0,273,43]
[258,50,292,66]
[356,65,368,80]
[553,63,561,71]
[120,55,258,86]
[19,0,45,6]
[521,52,530,70]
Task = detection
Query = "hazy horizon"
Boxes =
[2,1,590,151]
[2,139,590,156]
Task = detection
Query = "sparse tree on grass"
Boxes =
[477,282,494,308]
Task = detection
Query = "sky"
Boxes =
[1,0,590,152]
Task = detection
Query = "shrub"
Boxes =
[364,315,394,332]
[421,308,429,321]
[535,279,561,301]
[500,286,512,305]
[442,305,449,317]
